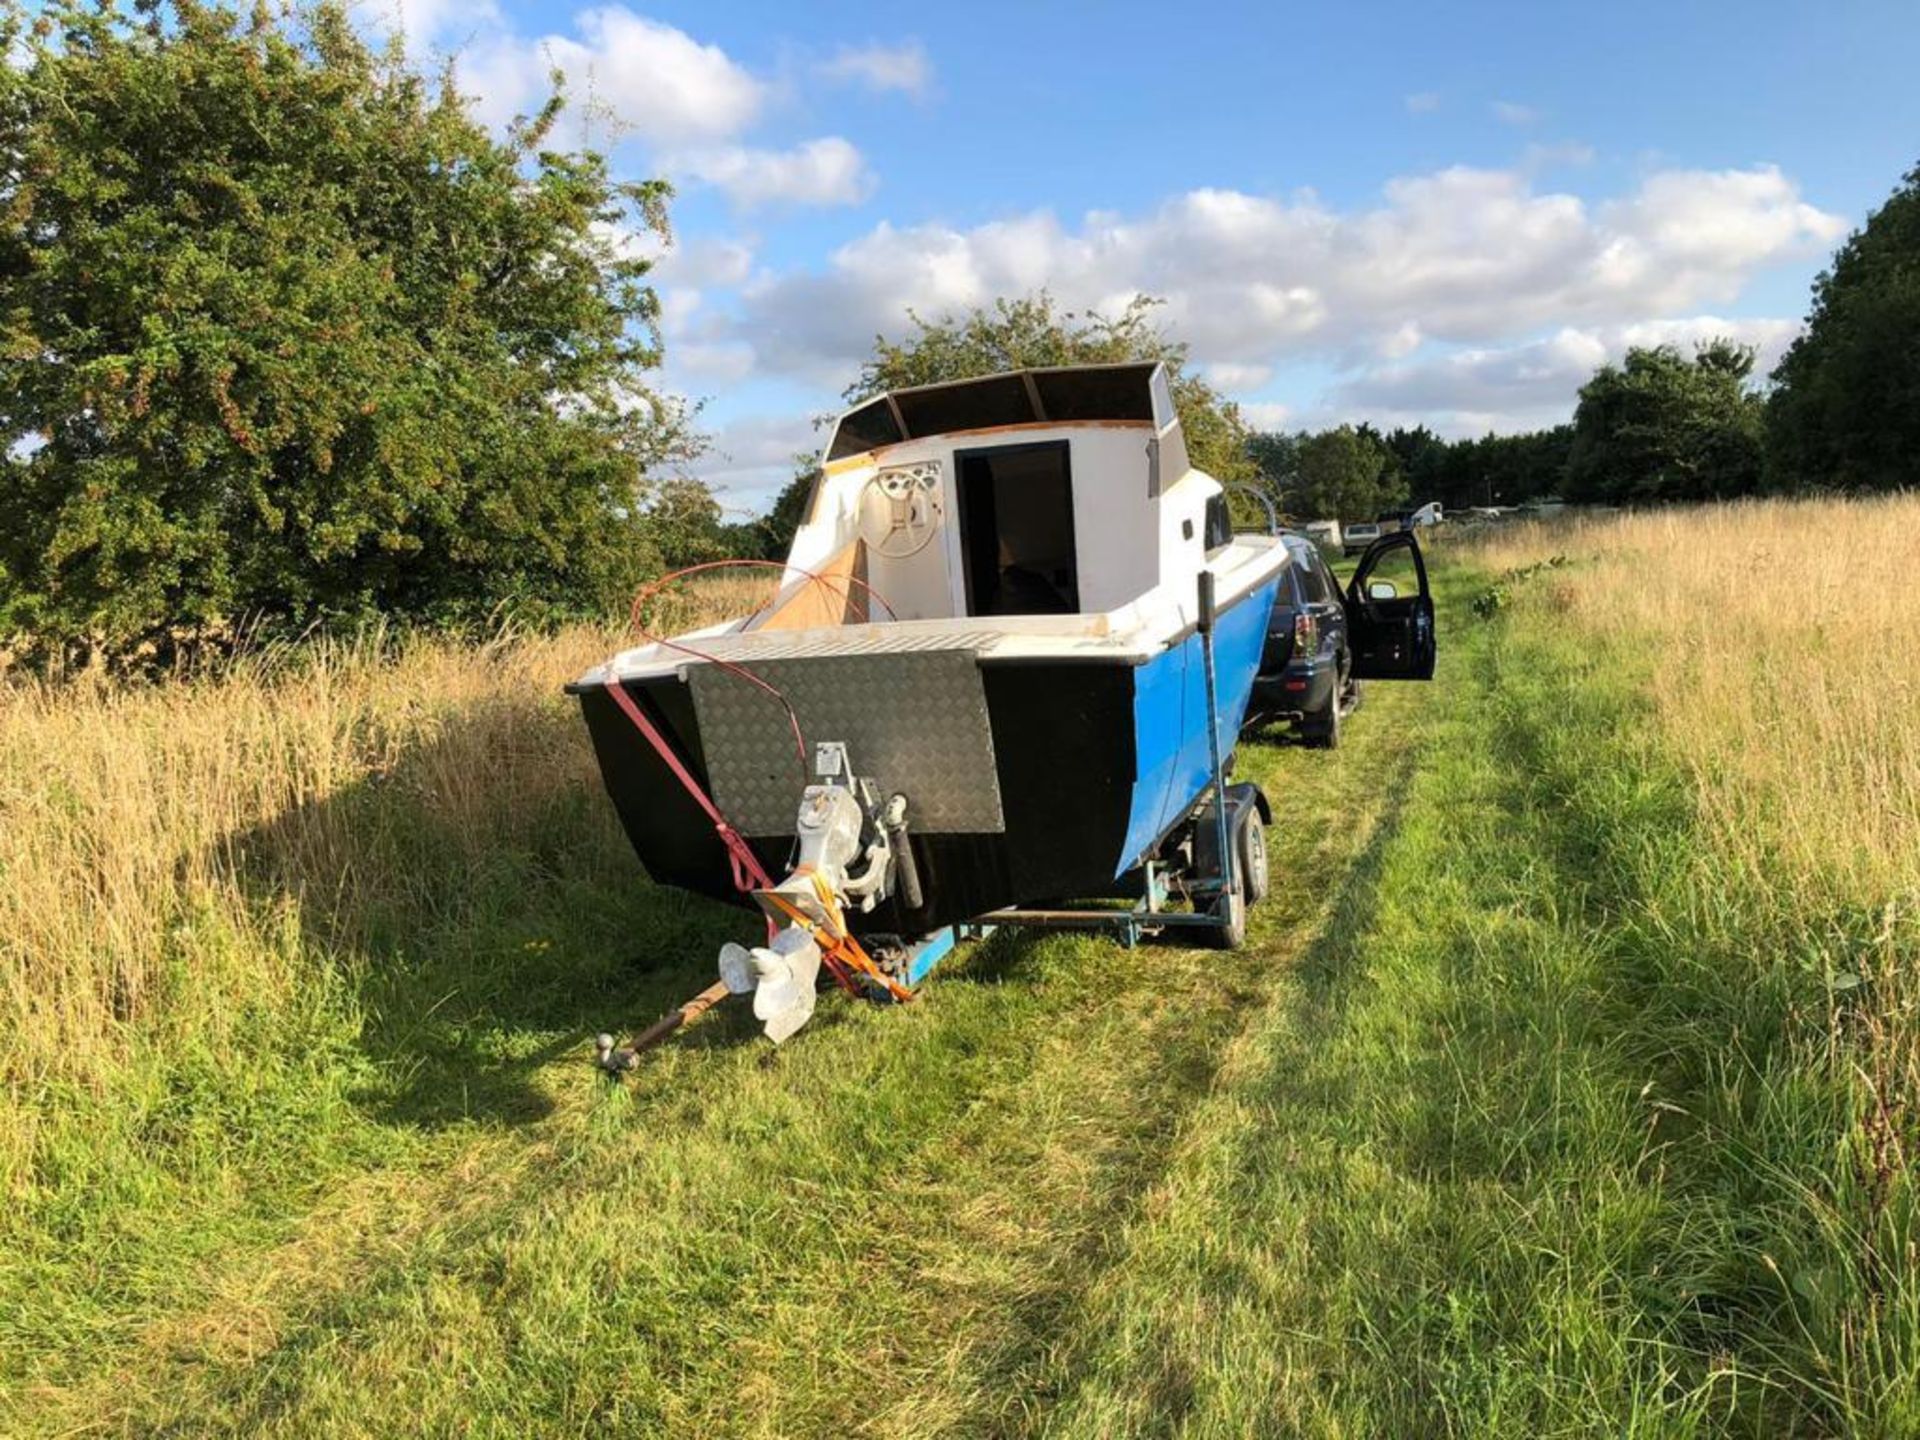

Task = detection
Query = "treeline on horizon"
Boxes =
[2,3,1915,667]
[1248,170,1919,524]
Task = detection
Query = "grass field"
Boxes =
[3,498,1916,1435]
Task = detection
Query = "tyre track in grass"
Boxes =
[14,677,1435,1439]
[998,577,1783,1437]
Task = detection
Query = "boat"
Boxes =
[570,362,1429,1047]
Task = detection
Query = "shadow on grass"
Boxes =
[224,694,772,1131]
[1279,744,1422,1019]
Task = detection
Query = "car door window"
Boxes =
[1355,541,1421,602]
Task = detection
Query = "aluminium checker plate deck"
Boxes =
[686,648,1006,839]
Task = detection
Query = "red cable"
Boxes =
[605,557,902,967]
[625,557,897,634]
[626,558,899,781]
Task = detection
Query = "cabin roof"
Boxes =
[825,361,1176,462]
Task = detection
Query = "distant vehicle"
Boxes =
[1342,519,1383,555]
[1251,530,1435,747]
[1406,501,1443,527]
[1300,518,1341,550]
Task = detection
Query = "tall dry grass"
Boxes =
[1463,495,1920,917]
[0,572,770,1198]
[1462,495,1920,1420]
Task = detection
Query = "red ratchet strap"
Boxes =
[603,680,775,895]
[612,560,909,993]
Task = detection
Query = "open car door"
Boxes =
[1345,531,1436,680]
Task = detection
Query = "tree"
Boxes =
[0,1,701,660]
[1564,342,1764,504]
[1767,161,1920,492]
[845,293,1257,484]
[1262,425,1407,522]
[645,478,733,569]
[1382,425,1449,505]
[758,459,818,560]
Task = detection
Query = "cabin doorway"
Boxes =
[954,441,1080,616]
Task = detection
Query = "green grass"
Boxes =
[2,557,1900,1435]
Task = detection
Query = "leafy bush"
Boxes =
[0,1,699,662]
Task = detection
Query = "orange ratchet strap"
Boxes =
[761,872,915,1004]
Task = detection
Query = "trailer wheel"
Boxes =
[1238,814,1270,906]
[1203,889,1248,949]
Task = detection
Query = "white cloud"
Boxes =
[818,41,933,98]
[1616,314,1803,369]
[730,164,1843,388]
[1405,91,1442,114]
[1240,402,1293,431]
[1205,362,1274,392]
[698,414,820,510]
[1328,315,1805,435]
[1379,321,1424,359]
[643,237,763,383]
[365,0,500,52]
[670,341,760,385]
[674,137,875,208]
[1492,100,1539,126]
[461,7,763,143]
[655,234,757,290]
[1602,166,1842,271]
[1520,141,1597,174]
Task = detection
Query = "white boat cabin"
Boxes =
[583,362,1281,685]
[776,361,1236,626]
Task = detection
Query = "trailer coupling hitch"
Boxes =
[593,979,731,1079]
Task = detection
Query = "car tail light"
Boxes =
[1293,611,1318,655]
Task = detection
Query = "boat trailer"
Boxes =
[595,572,1269,1076]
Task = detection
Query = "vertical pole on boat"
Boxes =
[1196,570,1236,901]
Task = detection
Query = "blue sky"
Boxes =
[377,0,1919,514]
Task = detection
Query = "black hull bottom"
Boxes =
[578,660,1138,940]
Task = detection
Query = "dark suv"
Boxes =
[1250,530,1435,747]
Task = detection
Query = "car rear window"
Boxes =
[1313,556,1340,599]
[1287,549,1322,602]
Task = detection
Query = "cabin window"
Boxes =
[1203,493,1233,553]
[896,373,1033,437]
[954,440,1080,616]
[827,398,903,460]
[1150,368,1177,430]
[1032,367,1157,423]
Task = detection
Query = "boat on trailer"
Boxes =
[570,362,1431,1053]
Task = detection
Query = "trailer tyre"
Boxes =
[1238,814,1270,907]
[1204,889,1248,949]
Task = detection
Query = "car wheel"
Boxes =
[1303,687,1341,749]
